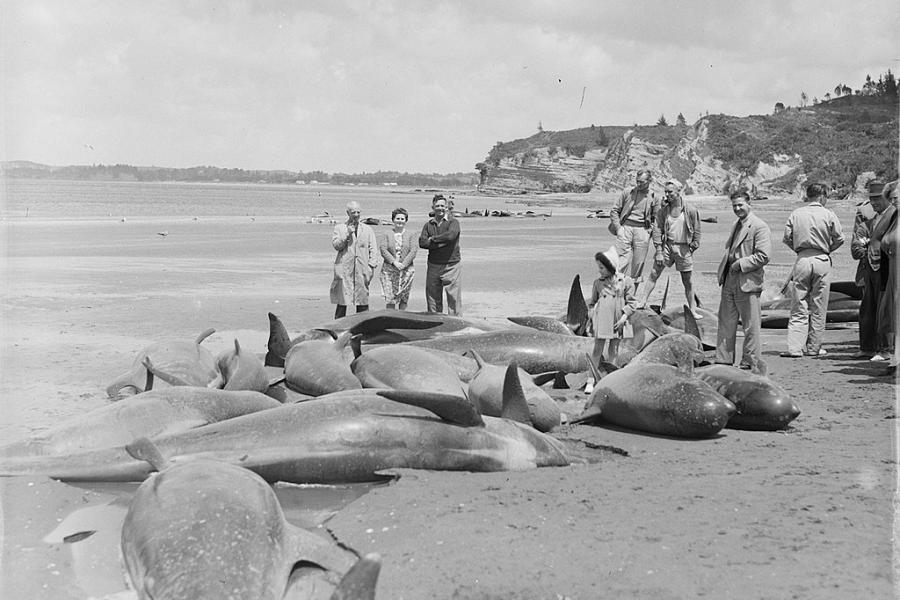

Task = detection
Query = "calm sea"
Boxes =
[0,178,486,220]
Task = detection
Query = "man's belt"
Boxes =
[622,219,647,228]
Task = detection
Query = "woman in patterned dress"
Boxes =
[378,207,418,310]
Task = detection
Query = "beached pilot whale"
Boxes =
[0,388,280,457]
[694,364,801,430]
[573,360,736,439]
[0,368,570,484]
[464,350,561,432]
[351,344,468,399]
[266,310,509,367]
[105,328,218,398]
[121,438,357,600]
[409,329,595,375]
[143,338,271,394]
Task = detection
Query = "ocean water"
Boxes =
[1,178,453,220]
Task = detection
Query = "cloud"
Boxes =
[1,0,896,172]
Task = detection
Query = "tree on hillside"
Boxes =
[842,84,852,96]
[537,121,543,132]
[834,84,843,97]
[824,92,831,102]
[800,91,808,107]
[676,112,687,127]
[884,70,897,96]
[657,114,668,126]
[863,74,876,95]
[773,102,785,114]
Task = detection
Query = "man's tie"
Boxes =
[726,219,743,259]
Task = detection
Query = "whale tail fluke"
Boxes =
[142,357,191,388]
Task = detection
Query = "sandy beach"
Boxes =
[0,190,896,599]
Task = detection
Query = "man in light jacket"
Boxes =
[637,178,702,318]
[715,190,771,374]
[780,183,844,358]
[330,201,380,319]
[608,170,656,282]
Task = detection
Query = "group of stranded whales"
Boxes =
[122,437,376,600]
[1,273,810,599]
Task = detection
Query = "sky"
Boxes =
[1,0,897,174]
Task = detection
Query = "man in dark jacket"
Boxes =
[419,194,462,315]
[851,180,886,358]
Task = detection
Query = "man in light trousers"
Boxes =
[608,170,656,283]
[780,183,844,358]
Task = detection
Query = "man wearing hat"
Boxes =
[419,194,462,315]
[851,179,896,360]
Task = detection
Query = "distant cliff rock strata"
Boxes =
[478,95,897,198]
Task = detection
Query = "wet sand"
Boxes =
[0,196,896,599]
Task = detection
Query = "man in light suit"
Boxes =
[715,190,772,374]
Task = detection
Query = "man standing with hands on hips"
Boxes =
[609,170,656,284]
[419,194,462,315]
[636,178,702,318]
[780,183,844,358]
[330,200,380,319]
[715,190,771,374]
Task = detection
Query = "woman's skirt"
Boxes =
[381,263,415,305]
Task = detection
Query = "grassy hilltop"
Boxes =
[477,92,898,197]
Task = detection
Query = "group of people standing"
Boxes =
[327,174,898,371]
[590,171,898,372]
[329,194,462,319]
[852,179,899,362]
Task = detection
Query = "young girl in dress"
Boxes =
[587,247,637,367]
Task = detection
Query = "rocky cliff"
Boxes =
[477,94,897,198]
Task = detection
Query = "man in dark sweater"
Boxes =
[419,194,462,315]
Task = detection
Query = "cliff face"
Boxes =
[480,119,803,196]
[479,96,897,197]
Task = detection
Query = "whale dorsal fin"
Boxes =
[349,334,363,359]
[658,277,670,312]
[375,390,483,427]
[125,437,170,472]
[683,305,702,342]
[329,553,382,600]
[265,312,292,367]
[566,274,590,335]
[500,362,531,425]
[195,328,216,345]
[463,349,486,372]
[334,331,355,352]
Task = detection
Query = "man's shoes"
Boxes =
[810,349,827,358]
[779,352,803,358]
[738,363,752,370]
[851,351,875,359]
[871,353,890,362]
